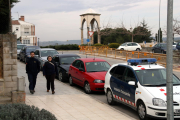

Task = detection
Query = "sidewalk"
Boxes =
[18,61,135,120]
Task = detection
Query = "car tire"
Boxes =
[137,101,148,120]
[120,48,124,51]
[84,81,91,94]
[106,89,115,105]
[69,76,74,86]
[59,72,64,82]
[136,48,140,51]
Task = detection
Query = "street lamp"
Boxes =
[38,38,39,46]
[158,0,161,43]
[130,27,133,42]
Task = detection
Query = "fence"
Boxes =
[79,46,180,67]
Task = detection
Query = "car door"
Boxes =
[76,61,85,86]
[126,43,133,51]
[53,56,60,75]
[132,43,138,51]
[153,44,159,53]
[122,67,136,106]
[70,60,81,85]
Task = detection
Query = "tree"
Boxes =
[0,0,20,34]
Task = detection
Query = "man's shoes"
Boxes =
[52,91,55,94]
[47,90,49,92]
[30,90,34,94]
[33,90,35,93]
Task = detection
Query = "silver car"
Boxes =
[17,44,26,59]
[34,48,59,70]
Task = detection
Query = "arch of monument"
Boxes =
[80,9,101,45]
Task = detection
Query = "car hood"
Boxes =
[87,71,107,80]
[60,64,71,72]
[41,57,47,61]
[144,85,180,102]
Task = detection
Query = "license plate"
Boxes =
[175,109,180,113]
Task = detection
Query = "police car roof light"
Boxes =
[127,58,157,65]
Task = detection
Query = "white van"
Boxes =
[104,58,180,120]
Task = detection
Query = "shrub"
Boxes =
[0,104,57,120]
[109,43,120,48]
[40,44,79,50]
[93,43,103,46]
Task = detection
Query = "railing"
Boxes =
[79,46,180,67]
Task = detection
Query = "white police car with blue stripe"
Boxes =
[104,58,180,120]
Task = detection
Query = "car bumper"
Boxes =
[89,83,104,91]
[146,104,180,118]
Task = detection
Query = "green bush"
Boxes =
[41,44,79,50]
[93,43,103,46]
[0,104,57,120]
[108,43,120,48]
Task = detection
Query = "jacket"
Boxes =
[43,61,58,76]
[26,57,40,74]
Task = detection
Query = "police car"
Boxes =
[104,58,180,120]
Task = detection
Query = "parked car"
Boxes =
[68,58,111,94]
[176,42,180,50]
[152,43,176,54]
[19,46,40,63]
[53,54,80,82]
[34,48,59,70]
[104,58,180,120]
[17,44,26,59]
[117,42,142,51]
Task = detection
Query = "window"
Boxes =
[16,27,19,31]
[60,56,80,65]
[121,43,127,46]
[112,66,126,80]
[23,40,30,44]
[85,62,111,72]
[72,60,81,68]
[79,61,84,69]
[54,56,59,63]
[110,66,117,75]
[35,50,39,55]
[40,50,59,57]
[24,28,29,34]
[17,45,26,50]
[132,43,138,46]
[127,43,132,46]
[123,68,136,83]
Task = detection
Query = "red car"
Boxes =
[68,58,111,94]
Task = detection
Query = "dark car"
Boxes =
[152,43,176,54]
[53,54,80,82]
[19,46,40,63]
[176,42,180,50]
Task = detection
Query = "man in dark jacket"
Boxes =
[26,51,40,94]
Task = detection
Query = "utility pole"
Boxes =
[9,0,12,33]
[38,38,39,46]
[166,0,174,119]
[158,0,161,43]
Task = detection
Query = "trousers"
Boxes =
[46,74,55,91]
[28,73,37,91]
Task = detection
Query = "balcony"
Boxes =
[21,32,35,36]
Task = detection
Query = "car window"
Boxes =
[35,50,39,55]
[178,42,180,46]
[61,56,80,65]
[121,43,127,46]
[127,43,132,46]
[40,50,59,57]
[17,45,26,50]
[54,56,59,63]
[79,61,85,69]
[72,60,81,68]
[112,66,126,80]
[132,43,138,46]
[123,68,136,83]
[26,47,39,52]
[85,62,111,72]
[110,66,117,75]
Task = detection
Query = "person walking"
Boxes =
[43,56,58,94]
[26,51,40,94]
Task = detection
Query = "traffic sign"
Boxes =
[88,31,94,37]
[87,39,90,42]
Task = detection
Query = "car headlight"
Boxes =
[94,79,104,83]
[152,98,166,107]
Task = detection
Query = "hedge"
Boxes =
[41,44,79,50]
[0,104,57,120]
[108,43,120,48]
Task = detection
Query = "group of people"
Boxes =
[26,51,58,94]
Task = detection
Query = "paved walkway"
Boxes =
[18,61,135,120]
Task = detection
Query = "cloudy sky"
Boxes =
[12,0,180,41]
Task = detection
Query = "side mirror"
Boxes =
[79,68,85,72]
[128,81,135,86]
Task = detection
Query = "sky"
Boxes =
[11,0,180,41]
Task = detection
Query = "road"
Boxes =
[58,51,180,120]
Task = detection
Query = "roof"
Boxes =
[12,20,20,25]
[78,58,106,62]
[18,20,34,26]
[55,54,80,57]
[80,8,101,16]
[113,63,165,70]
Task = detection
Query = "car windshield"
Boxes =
[17,45,26,50]
[135,69,180,86]
[61,56,80,64]
[41,50,59,57]
[121,43,127,46]
[160,44,167,48]
[86,61,111,72]
[26,47,39,52]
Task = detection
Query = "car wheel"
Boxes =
[106,89,115,105]
[59,72,64,82]
[84,81,91,94]
[137,101,148,120]
[120,48,124,51]
[136,48,140,51]
[69,76,74,86]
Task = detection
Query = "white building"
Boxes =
[12,16,37,46]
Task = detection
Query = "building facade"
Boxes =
[12,16,37,46]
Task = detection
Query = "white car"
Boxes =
[117,42,142,51]
[17,44,26,59]
[104,58,180,120]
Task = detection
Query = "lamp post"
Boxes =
[158,0,161,43]
[38,38,39,46]
[130,27,133,42]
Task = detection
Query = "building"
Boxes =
[12,16,37,46]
